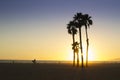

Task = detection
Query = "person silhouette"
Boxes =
[32,59,36,64]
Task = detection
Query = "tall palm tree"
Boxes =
[67,21,77,66]
[82,14,93,67]
[73,13,84,68]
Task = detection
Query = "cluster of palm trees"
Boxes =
[67,12,93,67]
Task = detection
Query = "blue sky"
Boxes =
[0,0,120,60]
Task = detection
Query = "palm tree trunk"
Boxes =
[77,52,79,67]
[86,41,89,67]
[79,27,84,68]
[85,27,89,67]
[72,34,75,66]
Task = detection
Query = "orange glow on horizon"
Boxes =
[66,47,96,62]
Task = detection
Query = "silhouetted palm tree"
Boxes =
[72,42,79,67]
[82,14,93,67]
[67,21,77,66]
[73,13,84,67]
[67,12,93,67]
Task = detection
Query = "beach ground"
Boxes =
[0,63,120,80]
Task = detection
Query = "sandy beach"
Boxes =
[0,63,120,80]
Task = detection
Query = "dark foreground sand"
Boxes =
[0,63,120,80]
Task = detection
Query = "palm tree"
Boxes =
[72,42,79,67]
[67,21,77,66]
[73,13,84,68]
[82,14,93,67]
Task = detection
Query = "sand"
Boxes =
[0,63,120,80]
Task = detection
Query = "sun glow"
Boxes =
[67,48,95,62]
[67,50,73,61]
[84,49,95,61]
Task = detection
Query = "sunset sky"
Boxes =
[0,0,120,61]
